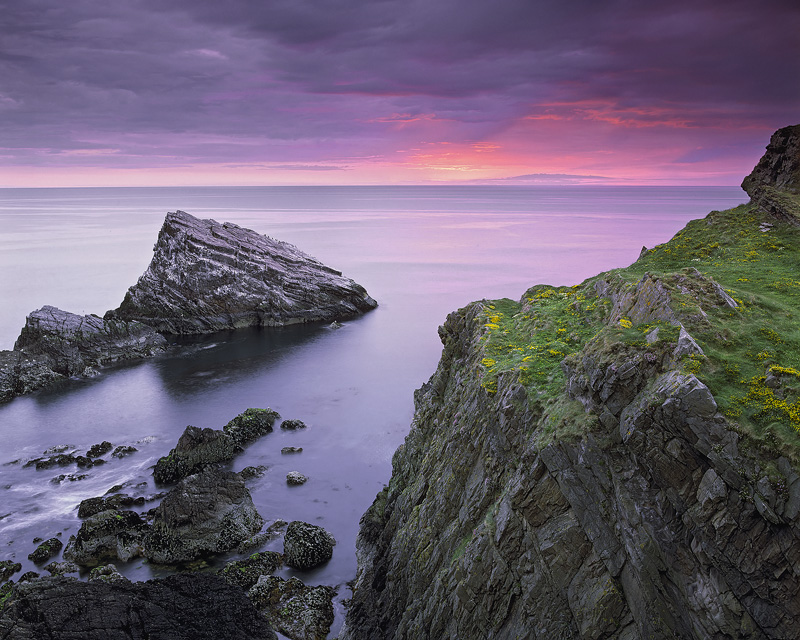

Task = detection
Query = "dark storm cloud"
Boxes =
[1,0,798,176]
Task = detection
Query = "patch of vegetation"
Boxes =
[475,202,800,463]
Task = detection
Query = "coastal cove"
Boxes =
[0,185,746,635]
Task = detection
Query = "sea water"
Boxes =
[0,185,746,632]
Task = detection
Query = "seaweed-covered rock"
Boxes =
[280,419,307,430]
[43,561,79,577]
[283,522,335,571]
[145,469,264,564]
[62,510,148,567]
[88,564,130,584]
[77,494,145,519]
[108,210,377,334]
[0,560,21,583]
[219,551,283,590]
[87,441,113,458]
[248,575,335,640]
[153,425,238,485]
[27,538,63,565]
[223,408,280,446]
[0,350,64,404]
[0,574,277,639]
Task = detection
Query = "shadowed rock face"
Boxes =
[109,210,378,334]
[0,574,277,640]
[742,124,800,222]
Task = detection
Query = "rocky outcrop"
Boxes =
[219,551,283,590]
[283,521,335,570]
[63,509,149,567]
[14,305,167,376]
[144,469,264,564]
[0,350,64,403]
[0,574,277,639]
[108,210,377,333]
[248,575,335,640]
[742,124,800,222]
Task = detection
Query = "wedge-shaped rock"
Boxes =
[109,210,377,333]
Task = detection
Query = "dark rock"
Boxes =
[153,425,238,485]
[18,571,40,583]
[75,455,106,468]
[42,445,73,455]
[43,561,79,576]
[281,446,303,454]
[50,473,88,484]
[27,538,63,564]
[280,419,307,430]
[32,454,76,470]
[0,350,64,404]
[62,510,148,567]
[248,575,335,640]
[87,441,113,457]
[77,494,145,518]
[223,407,280,446]
[0,574,277,639]
[14,305,167,377]
[108,210,378,334]
[88,564,129,584]
[219,551,283,590]
[0,560,21,583]
[283,521,335,571]
[742,124,800,222]
[111,445,137,458]
[286,471,308,486]
[144,469,264,564]
[239,465,268,480]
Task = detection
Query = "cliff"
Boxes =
[108,210,378,333]
[342,126,800,639]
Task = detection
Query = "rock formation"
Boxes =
[108,210,377,333]
[248,575,335,640]
[742,123,800,222]
[0,574,277,640]
[342,126,800,639]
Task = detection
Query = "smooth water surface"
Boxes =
[0,185,746,633]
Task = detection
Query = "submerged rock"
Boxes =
[145,469,264,564]
[108,210,378,333]
[14,305,167,377]
[248,575,335,640]
[0,574,277,640]
[283,521,335,570]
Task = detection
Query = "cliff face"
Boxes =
[109,210,378,333]
[343,126,800,639]
[742,124,800,223]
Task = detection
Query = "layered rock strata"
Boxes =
[108,210,377,333]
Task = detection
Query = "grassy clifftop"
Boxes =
[476,200,800,464]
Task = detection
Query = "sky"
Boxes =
[1,0,799,187]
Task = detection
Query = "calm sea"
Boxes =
[0,185,746,632]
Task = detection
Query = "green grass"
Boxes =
[476,202,800,463]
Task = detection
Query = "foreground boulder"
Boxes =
[14,305,167,377]
[108,210,378,333]
[248,575,335,640]
[219,551,283,590]
[145,469,264,564]
[153,425,239,485]
[63,510,148,567]
[283,521,335,570]
[0,574,277,639]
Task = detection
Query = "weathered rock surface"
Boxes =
[27,538,63,565]
[14,305,167,377]
[286,471,308,486]
[283,521,335,570]
[108,210,377,333]
[342,298,800,639]
[0,561,21,584]
[144,469,264,564]
[0,350,64,403]
[77,494,145,519]
[62,509,148,567]
[0,574,277,639]
[219,550,283,590]
[248,575,335,640]
[153,425,238,485]
[223,407,280,446]
[742,123,800,222]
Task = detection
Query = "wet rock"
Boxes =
[248,575,335,640]
[219,551,283,590]
[144,469,264,564]
[223,407,280,447]
[153,425,238,485]
[236,521,287,553]
[75,455,106,468]
[28,538,63,564]
[281,446,303,454]
[0,574,277,640]
[43,445,73,456]
[239,465,268,480]
[286,471,308,486]
[107,210,377,334]
[50,473,88,484]
[77,494,145,518]
[87,441,113,457]
[62,509,149,567]
[280,419,307,430]
[0,350,64,404]
[30,454,77,470]
[18,571,40,583]
[0,560,21,583]
[43,561,79,577]
[14,305,167,377]
[88,564,130,584]
[111,445,137,458]
[283,521,335,570]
